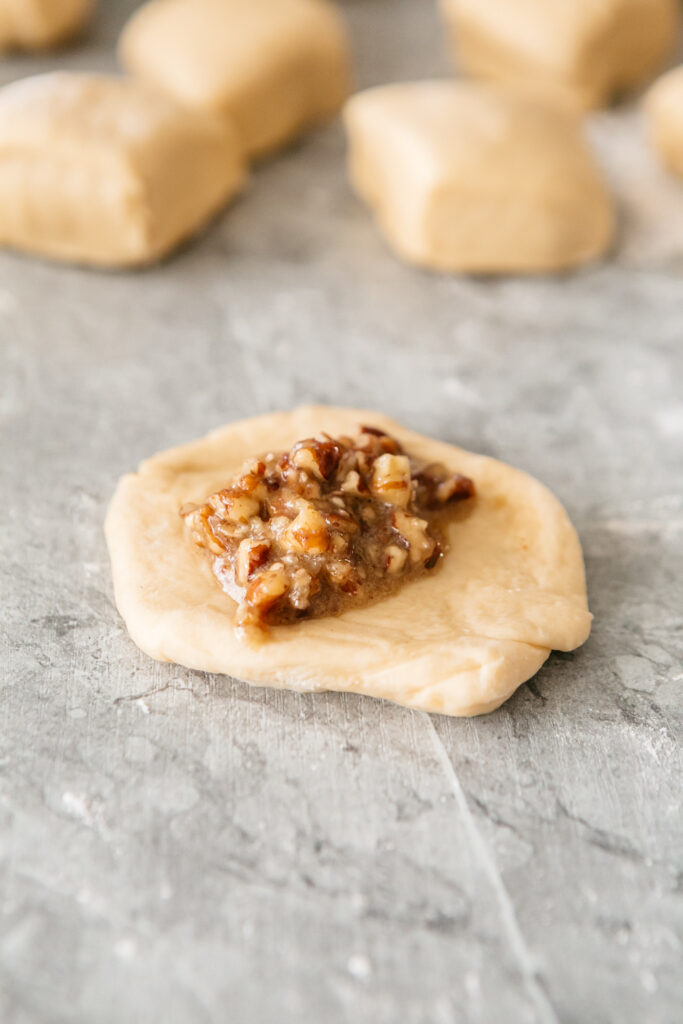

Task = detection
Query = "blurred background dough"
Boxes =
[646,66,683,178]
[0,0,93,51]
[440,0,679,110]
[119,0,352,159]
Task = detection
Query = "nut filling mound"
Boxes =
[181,426,475,641]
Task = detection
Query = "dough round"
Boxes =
[344,80,614,275]
[646,66,683,179]
[440,0,679,111]
[105,408,592,717]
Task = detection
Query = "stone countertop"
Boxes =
[1,2,682,1022]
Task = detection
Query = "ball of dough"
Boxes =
[0,72,246,268]
[118,0,352,159]
[344,80,614,275]
[105,406,592,718]
[0,0,93,50]
[646,66,683,178]
[440,0,679,110]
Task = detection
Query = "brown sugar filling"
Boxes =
[181,426,475,642]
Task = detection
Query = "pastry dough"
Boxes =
[344,81,614,275]
[0,72,246,267]
[440,0,679,110]
[646,66,683,178]
[0,0,93,50]
[105,407,592,717]
[118,0,352,159]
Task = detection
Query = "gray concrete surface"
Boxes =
[1,2,682,1022]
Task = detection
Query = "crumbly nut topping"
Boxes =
[181,426,475,641]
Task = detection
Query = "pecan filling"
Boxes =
[181,426,475,641]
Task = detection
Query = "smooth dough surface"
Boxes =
[0,72,246,267]
[344,80,614,275]
[0,0,92,50]
[440,0,679,110]
[119,0,352,159]
[646,66,683,178]
[105,407,592,717]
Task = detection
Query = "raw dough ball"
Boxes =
[440,0,679,110]
[0,0,93,51]
[0,72,246,268]
[118,0,352,159]
[646,66,683,178]
[344,80,614,275]
[105,407,592,718]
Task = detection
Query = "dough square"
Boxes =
[646,66,683,178]
[119,0,352,159]
[0,72,246,267]
[440,0,679,110]
[0,0,93,50]
[105,407,592,718]
[344,80,614,275]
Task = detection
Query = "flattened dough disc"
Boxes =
[106,408,592,716]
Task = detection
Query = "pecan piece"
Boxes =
[291,436,343,480]
[287,502,330,554]
[392,509,436,564]
[371,454,412,506]
[235,538,270,586]
[244,562,288,612]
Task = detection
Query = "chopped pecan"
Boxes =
[371,453,412,506]
[287,502,329,554]
[292,437,343,480]
[413,464,475,509]
[392,509,436,564]
[235,538,270,586]
[385,544,407,574]
[181,425,475,641]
